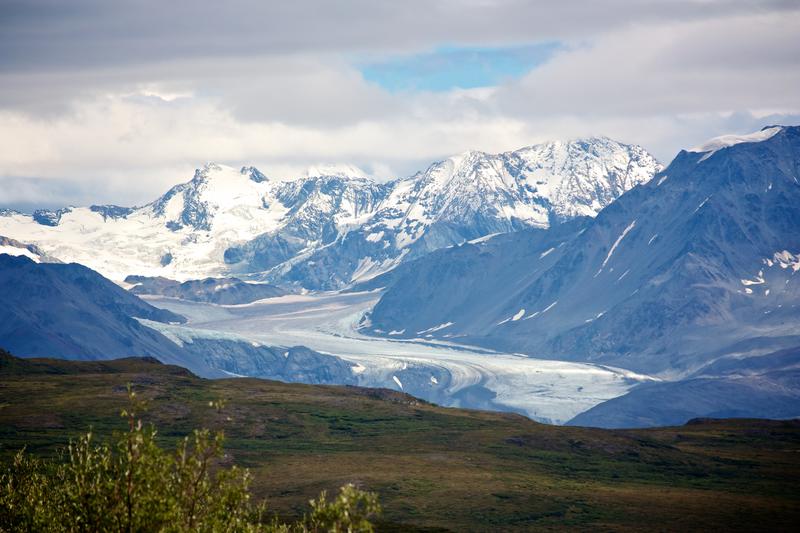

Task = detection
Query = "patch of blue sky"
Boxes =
[359,42,562,92]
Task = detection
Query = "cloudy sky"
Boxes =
[1,0,799,210]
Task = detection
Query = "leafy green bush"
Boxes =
[0,386,379,532]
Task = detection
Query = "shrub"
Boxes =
[0,386,379,532]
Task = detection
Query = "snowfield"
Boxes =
[143,291,655,424]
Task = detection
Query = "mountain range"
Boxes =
[362,125,800,426]
[0,138,660,289]
[1,126,798,428]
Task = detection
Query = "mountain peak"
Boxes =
[241,166,268,183]
[193,162,248,181]
[688,126,784,161]
[512,135,653,158]
[195,161,225,176]
[189,163,269,185]
[445,150,486,169]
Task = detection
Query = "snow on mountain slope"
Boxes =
[0,165,285,280]
[366,126,800,379]
[363,138,658,251]
[279,138,660,288]
[0,138,660,287]
[0,235,57,263]
[688,125,783,162]
[510,137,658,220]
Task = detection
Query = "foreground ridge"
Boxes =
[1,351,798,531]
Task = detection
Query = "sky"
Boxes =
[1,0,799,210]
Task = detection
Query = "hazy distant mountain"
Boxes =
[568,345,800,428]
[0,139,660,289]
[125,275,286,304]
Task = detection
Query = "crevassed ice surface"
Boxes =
[143,291,655,424]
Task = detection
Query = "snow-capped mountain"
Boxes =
[0,138,660,288]
[363,125,800,425]
[281,138,659,288]
[223,170,389,278]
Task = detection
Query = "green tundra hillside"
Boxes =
[1,350,798,531]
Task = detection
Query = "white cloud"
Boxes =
[0,2,798,208]
[0,89,533,207]
[498,11,800,117]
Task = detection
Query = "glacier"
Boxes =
[141,290,655,424]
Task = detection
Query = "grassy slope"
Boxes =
[1,352,798,531]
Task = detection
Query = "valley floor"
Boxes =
[143,291,654,424]
[1,354,798,532]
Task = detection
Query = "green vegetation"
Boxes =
[0,384,379,532]
[1,351,799,531]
